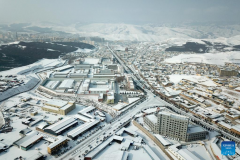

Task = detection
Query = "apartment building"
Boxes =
[144,111,207,141]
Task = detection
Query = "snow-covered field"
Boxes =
[0,58,65,76]
[165,51,240,65]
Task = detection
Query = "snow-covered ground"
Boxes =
[0,58,65,76]
[74,48,93,53]
[165,51,240,65]
[168,75,217,87]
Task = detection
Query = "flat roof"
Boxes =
[61,104,73,111]
[120,139,132,150]
[42,105,59,111]
[116,128,137,136]
[78,106,95,114]
[75,114,91,122]
[143,145,160,160]
[218,121,232,129]
[67,120,100,138]
[231,125,240,132]
[154,134,171,146]
[89,88,109,91]
[55,65,73,71]
[16,133,43,148]
[48,136,68,149]
[159,111,189,121]
[178,149,201,160]
[101,151,128,160]
[187,125,206,134]
[86,136,124,159]
[146,114,158,124]
[58,79,74,89]
[82,58,100,65]
[211,138,228,160]
[45,99,68,107]
[113,103,126,110]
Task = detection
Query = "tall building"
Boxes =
[144,111,207,141]
[160,111,189,141]
[218,67,238,77]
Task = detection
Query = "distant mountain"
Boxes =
[2,22,240,45]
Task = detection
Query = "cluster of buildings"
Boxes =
[0,75,24,92]
[0,30,104,43]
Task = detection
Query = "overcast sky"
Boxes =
[0,0,239,24]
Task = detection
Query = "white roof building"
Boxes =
[58,79,74,89]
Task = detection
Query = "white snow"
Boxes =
[74,48,93,53]
[0,58,65,76]
[165,51,240,65]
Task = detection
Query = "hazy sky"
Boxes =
[0,0,240,24]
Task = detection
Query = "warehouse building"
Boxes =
[77,106,96,121]
[54,65,73,72]
[67,119,100,139]
[44,117,78,136]
[45,81,60,89]
[47,136,68,154]
[42,100,76,115]
[58,79,75,89]
[14,132,43,151]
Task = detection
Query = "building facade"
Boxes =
[144,111,189,141]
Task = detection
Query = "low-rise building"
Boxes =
[107,92,114,104]
[186,125,208,142]
[14,132,43,151]
[47,136,68,154]
[44,117,78,136]
[42,100,75,115]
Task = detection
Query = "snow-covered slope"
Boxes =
[74,23,201,41]
[20,22,240,44]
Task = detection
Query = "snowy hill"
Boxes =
[74,23,202,41]
[8,22,240,44]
